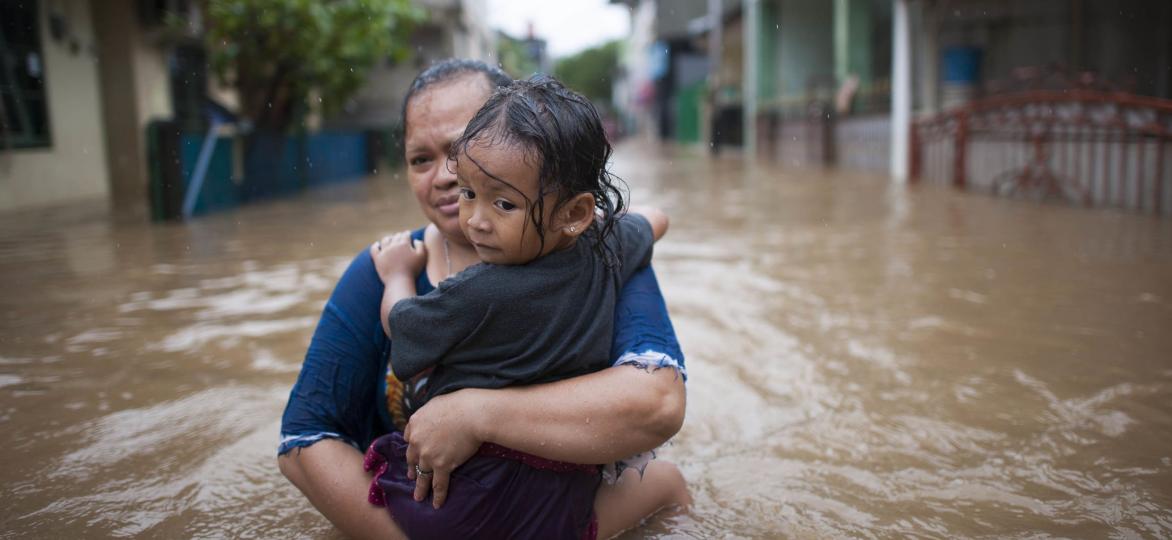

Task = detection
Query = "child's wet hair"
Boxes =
[451,75,628,259]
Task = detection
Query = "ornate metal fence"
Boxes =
[910,91,1172,216]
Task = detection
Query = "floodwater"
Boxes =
[2,142,1171,538]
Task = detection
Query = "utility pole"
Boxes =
[708,0,722,151]
[890,0,912,182]
[743,0,760,160]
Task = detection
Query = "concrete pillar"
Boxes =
[709,0,723,87]
[890,0,911,182]
[834,0,850,83]
[93,0,145,206]
[742,0,760,159]
[706,0,722,149]
[92,0,173,208]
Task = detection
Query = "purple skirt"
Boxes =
[364,432,600,540]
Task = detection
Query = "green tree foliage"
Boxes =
[204,0,423,133]
[497,34,541,79]
[554,40,621,107]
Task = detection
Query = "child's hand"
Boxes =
[370,232,428,283]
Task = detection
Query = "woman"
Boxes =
[277,60,687,539]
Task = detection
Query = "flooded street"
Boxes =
[3,142,1172,538]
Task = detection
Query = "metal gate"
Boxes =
[911,91,1172,216]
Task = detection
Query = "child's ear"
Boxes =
[557,193,596,237]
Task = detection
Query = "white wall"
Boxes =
[615,0,657,137]
[0,0,109,211]
[775,0,834,97]
[457,0,496,62]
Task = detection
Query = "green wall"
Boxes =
[834,0,874,85]
[773,0,835,99]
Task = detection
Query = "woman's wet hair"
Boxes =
[401,59,512,135]
[452,75,627,260]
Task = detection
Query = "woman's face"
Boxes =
[404,75,493,244]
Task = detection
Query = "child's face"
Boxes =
[455,141,562,265]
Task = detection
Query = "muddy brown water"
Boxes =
[2,142,1171,538]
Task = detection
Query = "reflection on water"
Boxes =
[3,143,1171,537]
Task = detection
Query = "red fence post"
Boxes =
[954,112,968,189]
[909,121,921,183]
[1157,140,1166,215]
[909,90,1172,214]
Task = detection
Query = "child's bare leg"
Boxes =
[594,460,691,539]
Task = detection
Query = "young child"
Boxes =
[363,76,688,539]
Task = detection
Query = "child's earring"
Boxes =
[568,226,577,233]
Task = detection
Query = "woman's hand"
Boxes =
[401,364,686,507]
[370,231,428,283]
[402,389,489,509]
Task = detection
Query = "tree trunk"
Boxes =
[239,62,299,200]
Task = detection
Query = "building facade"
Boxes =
[325,0,497,130]
[1,0,143,211]
[1,0,494,213]
[627,0,1170,181]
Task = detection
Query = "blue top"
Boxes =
[279,227,685,455]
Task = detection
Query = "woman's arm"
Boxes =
[279,440,406,540]
[404,266,686,508]
[277,249,400,536]
[417,364,684,462]
[628,205,670,240]
[403,364,684,508]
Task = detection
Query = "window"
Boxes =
[1,0,52,149]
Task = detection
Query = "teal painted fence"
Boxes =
[156,130,372,219]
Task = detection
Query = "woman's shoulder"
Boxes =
[432,261,493,293]
[413,225,431,242]
[335,225,432,294]
[419,224,450,259]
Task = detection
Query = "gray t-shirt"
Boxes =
[388,214,655,404]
